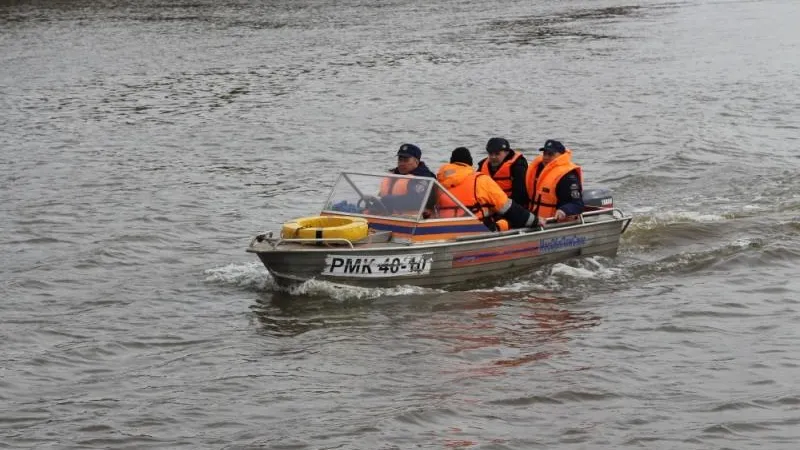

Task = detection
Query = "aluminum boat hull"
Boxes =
[247,213,630,289]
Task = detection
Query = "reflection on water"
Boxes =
[250,291,376,337]
[415,292,600,376]
[250,291,599,375]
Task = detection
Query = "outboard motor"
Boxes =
[582,187,613,211]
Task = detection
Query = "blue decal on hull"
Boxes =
[539,236,587,253]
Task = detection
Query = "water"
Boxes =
[2,0,799,448]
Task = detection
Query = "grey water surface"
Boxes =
[2,0,799,448]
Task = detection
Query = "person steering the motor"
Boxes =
[526,139,584,226]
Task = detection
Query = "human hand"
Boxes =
[359,195,389,215]
[331,200,360,213]
[554,209,566,221]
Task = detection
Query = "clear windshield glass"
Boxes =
[322,172,472,221]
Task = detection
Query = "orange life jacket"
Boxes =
[525,150,583,219]
[379,177,409,196]
[478,150,523,197]
[525,154,544,209]
[436,163,495,219]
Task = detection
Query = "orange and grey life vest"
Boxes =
[478,150,523,197]
[525,150,583,219]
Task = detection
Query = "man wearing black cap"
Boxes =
[524,139,584,225]
[477,137,529,208]
[436,147,538,230]
[376,143,436,214]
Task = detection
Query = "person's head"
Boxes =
[396,143,421,174]
[450,147,473,166]
[539,139,566,165]
[486,137,511,167]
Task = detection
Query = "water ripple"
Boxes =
[2,0,800,448]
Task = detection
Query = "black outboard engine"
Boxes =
[582,187,613,211]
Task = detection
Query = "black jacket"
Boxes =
[476,153,529,208]
[391,161,435,178]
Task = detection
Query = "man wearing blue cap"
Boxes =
[390,143,435,179]
[525,139,584,225]
[376,143,436,214]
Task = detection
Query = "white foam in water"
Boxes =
[551,256,622,280]
[743,204,761,211]
[631,205,655,214]
[469,279,552,293]
[206,256,622,299]
[550,263,597,279]
[286,278,439,301]
[730,237,762,249]
[468,257,620,293]
[204,262,442,300]
[204,262,273,290]
[631,210,731,231]
[658,210,729,223]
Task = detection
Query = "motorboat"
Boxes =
[247,172,632,288]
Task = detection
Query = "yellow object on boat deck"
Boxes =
[281,216,369,243]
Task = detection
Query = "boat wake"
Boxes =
[205,253,628,300]
[282,278,440,301]
[626,208,737,232]
[206,230,768,301]
[204,262,272,291]
[628,237,765,279]
[550,256,625,280]
[454,255,625,294]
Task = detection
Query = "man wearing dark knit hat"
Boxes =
[449,146,473,166]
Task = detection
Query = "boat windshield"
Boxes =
[322,172,473,221]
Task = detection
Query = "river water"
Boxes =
[2,0,799,448]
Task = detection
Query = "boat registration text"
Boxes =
[323,253,433,277]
